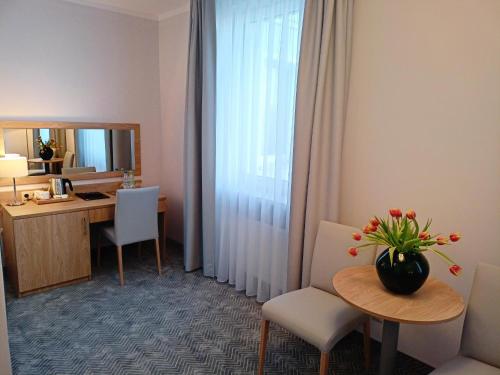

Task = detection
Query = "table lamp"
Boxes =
[0,154,28,206]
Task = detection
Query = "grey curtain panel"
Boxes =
[287,0,354,290]
[184,0,217,275]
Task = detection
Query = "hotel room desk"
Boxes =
[1,193,167,297]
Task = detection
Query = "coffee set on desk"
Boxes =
[30,175,132,204]
[31,177,74,204]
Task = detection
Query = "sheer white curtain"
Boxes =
[76,129,108,172]
[215,0,304,302]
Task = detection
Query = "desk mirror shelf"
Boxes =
[0,120,141,186]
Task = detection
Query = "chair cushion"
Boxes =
[261,287,366,352]
[430,355,500,375]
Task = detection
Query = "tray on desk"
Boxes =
[33,196,75,205]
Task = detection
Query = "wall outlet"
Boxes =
[22,191,34,202]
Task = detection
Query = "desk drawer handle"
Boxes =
[82,217,88,236]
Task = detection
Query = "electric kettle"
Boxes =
[49,178,73,196]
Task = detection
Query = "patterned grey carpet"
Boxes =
[6,242,433,374]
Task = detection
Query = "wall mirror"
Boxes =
[0,121,140,185]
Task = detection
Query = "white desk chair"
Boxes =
[430,263,500,375]
[97,186,162,286]
[62,151,74,168]
[259,221,376,375]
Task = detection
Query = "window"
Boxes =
[214,0,304,301]
[75,129,109,172]
[215,0,304,204]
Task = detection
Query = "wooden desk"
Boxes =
[333,265,464,375]
[1,193,167,297]
[28,157,64,174]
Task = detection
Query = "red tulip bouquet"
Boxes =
[348,208,462,278]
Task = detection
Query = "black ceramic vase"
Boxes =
[375,248,429,294]
[39,146,53,160]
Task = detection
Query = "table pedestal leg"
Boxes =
[379,320,399,375]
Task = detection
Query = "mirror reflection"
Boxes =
[2,128,135,176]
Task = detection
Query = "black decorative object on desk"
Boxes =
[347,208,463,295]
[76,192,109,201]
[39,146,53,160]
[37,136,57,160]
[376,248,430,294]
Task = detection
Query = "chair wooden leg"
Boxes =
[116,245,124,286]
[96,232,101,268]
[258,319,270,375]
[363,319,371,369]
[319,352,329,375]
[154,238,162,276]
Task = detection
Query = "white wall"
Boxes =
[341,0,500,367]
[159,12,190,243]
[0,0,162,186]
[2,129,28,156]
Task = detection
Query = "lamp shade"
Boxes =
[0,155,28,178]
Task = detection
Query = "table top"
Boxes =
[2,193,167,219]
[28,158,64,163]
[333,265,465,324]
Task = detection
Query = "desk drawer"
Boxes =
[89,207,114,223]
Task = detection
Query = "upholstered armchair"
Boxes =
[430,263,500,374]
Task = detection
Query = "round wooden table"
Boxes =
[333,265,465,375]
[28,157,64,174]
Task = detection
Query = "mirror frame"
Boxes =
[0,120,141,186]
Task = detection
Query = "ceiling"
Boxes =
[63,0,190,21]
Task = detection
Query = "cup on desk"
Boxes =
[34,190,50,200]
[122,170,136,189]
[49,177,73,197]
